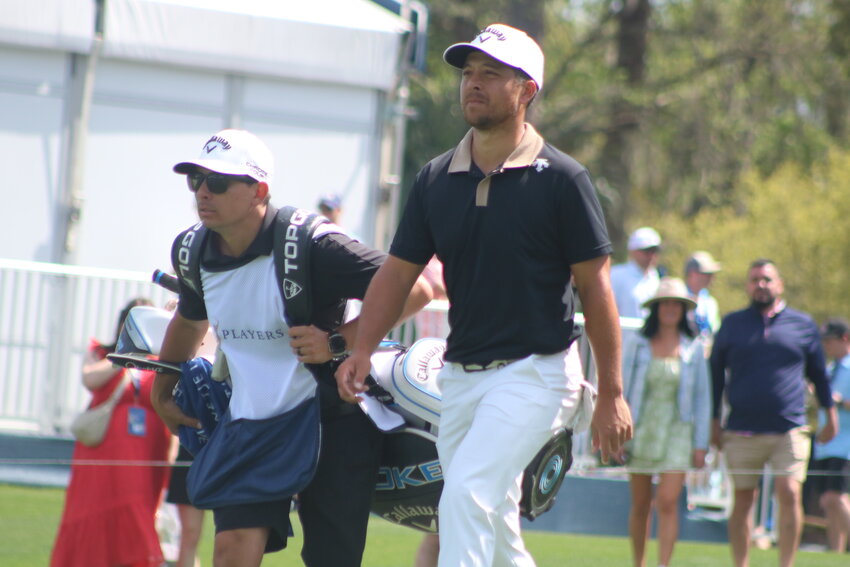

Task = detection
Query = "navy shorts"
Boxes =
[166,445,193,505]
[208,408,382,562]
[809,457,850,494]
[213,498,294,553]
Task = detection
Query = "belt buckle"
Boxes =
[461,360,509,373]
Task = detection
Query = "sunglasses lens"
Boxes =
[187,173,203,192]
[205,174,230,194]
[186,172,232,194]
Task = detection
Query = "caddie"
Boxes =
[151,128,433,567]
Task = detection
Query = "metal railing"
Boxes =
[0,258,733,517]
[0,258,171,434]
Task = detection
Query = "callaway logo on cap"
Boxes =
[443,23,545,90]
[173,128,274,183]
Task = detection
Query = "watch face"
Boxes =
[329,333,347,355]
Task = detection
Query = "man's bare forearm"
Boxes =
[573,258,623,396]
[350,256,427,355]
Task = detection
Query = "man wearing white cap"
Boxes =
[610,226,663,319]
[335,24,632,567]
[151,129,432,567]
[684,251,722,338]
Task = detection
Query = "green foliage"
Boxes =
[403,1,850,249]
[641,148,850,322]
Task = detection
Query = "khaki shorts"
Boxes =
[722,426,811,490]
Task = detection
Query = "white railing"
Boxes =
[0,258,172,434]
[0,259,731,517]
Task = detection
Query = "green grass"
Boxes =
[2,483,847,566]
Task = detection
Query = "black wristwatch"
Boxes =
[328,332,348,361]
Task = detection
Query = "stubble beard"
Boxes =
[463,101,520,131]
[749,294,776,310]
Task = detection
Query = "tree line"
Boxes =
[402,0,850,321]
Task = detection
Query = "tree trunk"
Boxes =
[598,0,651,254]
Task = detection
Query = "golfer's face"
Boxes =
[460,52,527,130]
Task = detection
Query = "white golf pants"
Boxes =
[435,346,584,567]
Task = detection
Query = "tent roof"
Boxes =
[0,0,411,91]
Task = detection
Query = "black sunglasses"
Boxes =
[186,171,257,194]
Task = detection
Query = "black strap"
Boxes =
[272,206,329,327]
[171,208,329,327]
[171,221,207,299]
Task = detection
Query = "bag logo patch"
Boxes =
[283,279,302,299]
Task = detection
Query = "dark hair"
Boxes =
[102,297,153,353]
[749,258,778,273]
[515,69,539,110]
[821,317,850,340]
[640,301,697,339]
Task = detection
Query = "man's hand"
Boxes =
[151,381,200,435]
[334,352,372,403]
[693,449,708,469]
[711,419,724,449]
[289,325,333,364]
[816,406,840,444]
[591,393,632,464]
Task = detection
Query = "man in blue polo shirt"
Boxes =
[812,317,850,552]
[710,258,838,567]
[336,23,632,567]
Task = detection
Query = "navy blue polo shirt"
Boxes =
[390,125,612,364]
[710,304,833,433]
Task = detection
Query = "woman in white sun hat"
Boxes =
[621,277,712,567]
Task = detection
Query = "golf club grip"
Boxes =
[152,269,180,293]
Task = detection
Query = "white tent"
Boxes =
[0,0,414,272]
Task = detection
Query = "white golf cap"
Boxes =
[685,251,722,274]
[627,227,662,251]
[443,23,544,90]
[174,129,274,183]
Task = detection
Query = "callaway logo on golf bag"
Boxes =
[171,206,330,326]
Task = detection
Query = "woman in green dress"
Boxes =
[622,277,712,567]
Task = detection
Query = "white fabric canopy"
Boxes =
[102,0,411,90]
[0,0,94,53]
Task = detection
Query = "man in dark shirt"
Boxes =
[710,258,838,567]
[335,23,632,567]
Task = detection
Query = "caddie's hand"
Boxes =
[152,396,200,436]
[288,325,332,364]
[334,352,372,404]
[591,393,633,465]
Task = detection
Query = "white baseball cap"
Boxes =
[443,24,544,90]
[174,129,274,183]
[685,251,722,274]
[627,227,662,251]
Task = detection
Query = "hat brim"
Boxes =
[173,159,253,177]
[443,43,527,80]
[697,266,721,274]
[443,43,480,69]
[641,296,697,310]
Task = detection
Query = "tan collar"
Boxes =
[448,123,545,174]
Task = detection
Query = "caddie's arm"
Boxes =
[572,255,633,464]
[151,311,207,434]
[335,255,428,402]
[291,271,432,365]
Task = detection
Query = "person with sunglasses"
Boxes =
[151,129,433,567]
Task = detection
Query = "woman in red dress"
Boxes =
[51,298,173,567]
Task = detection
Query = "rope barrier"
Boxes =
[0,458,844,477]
